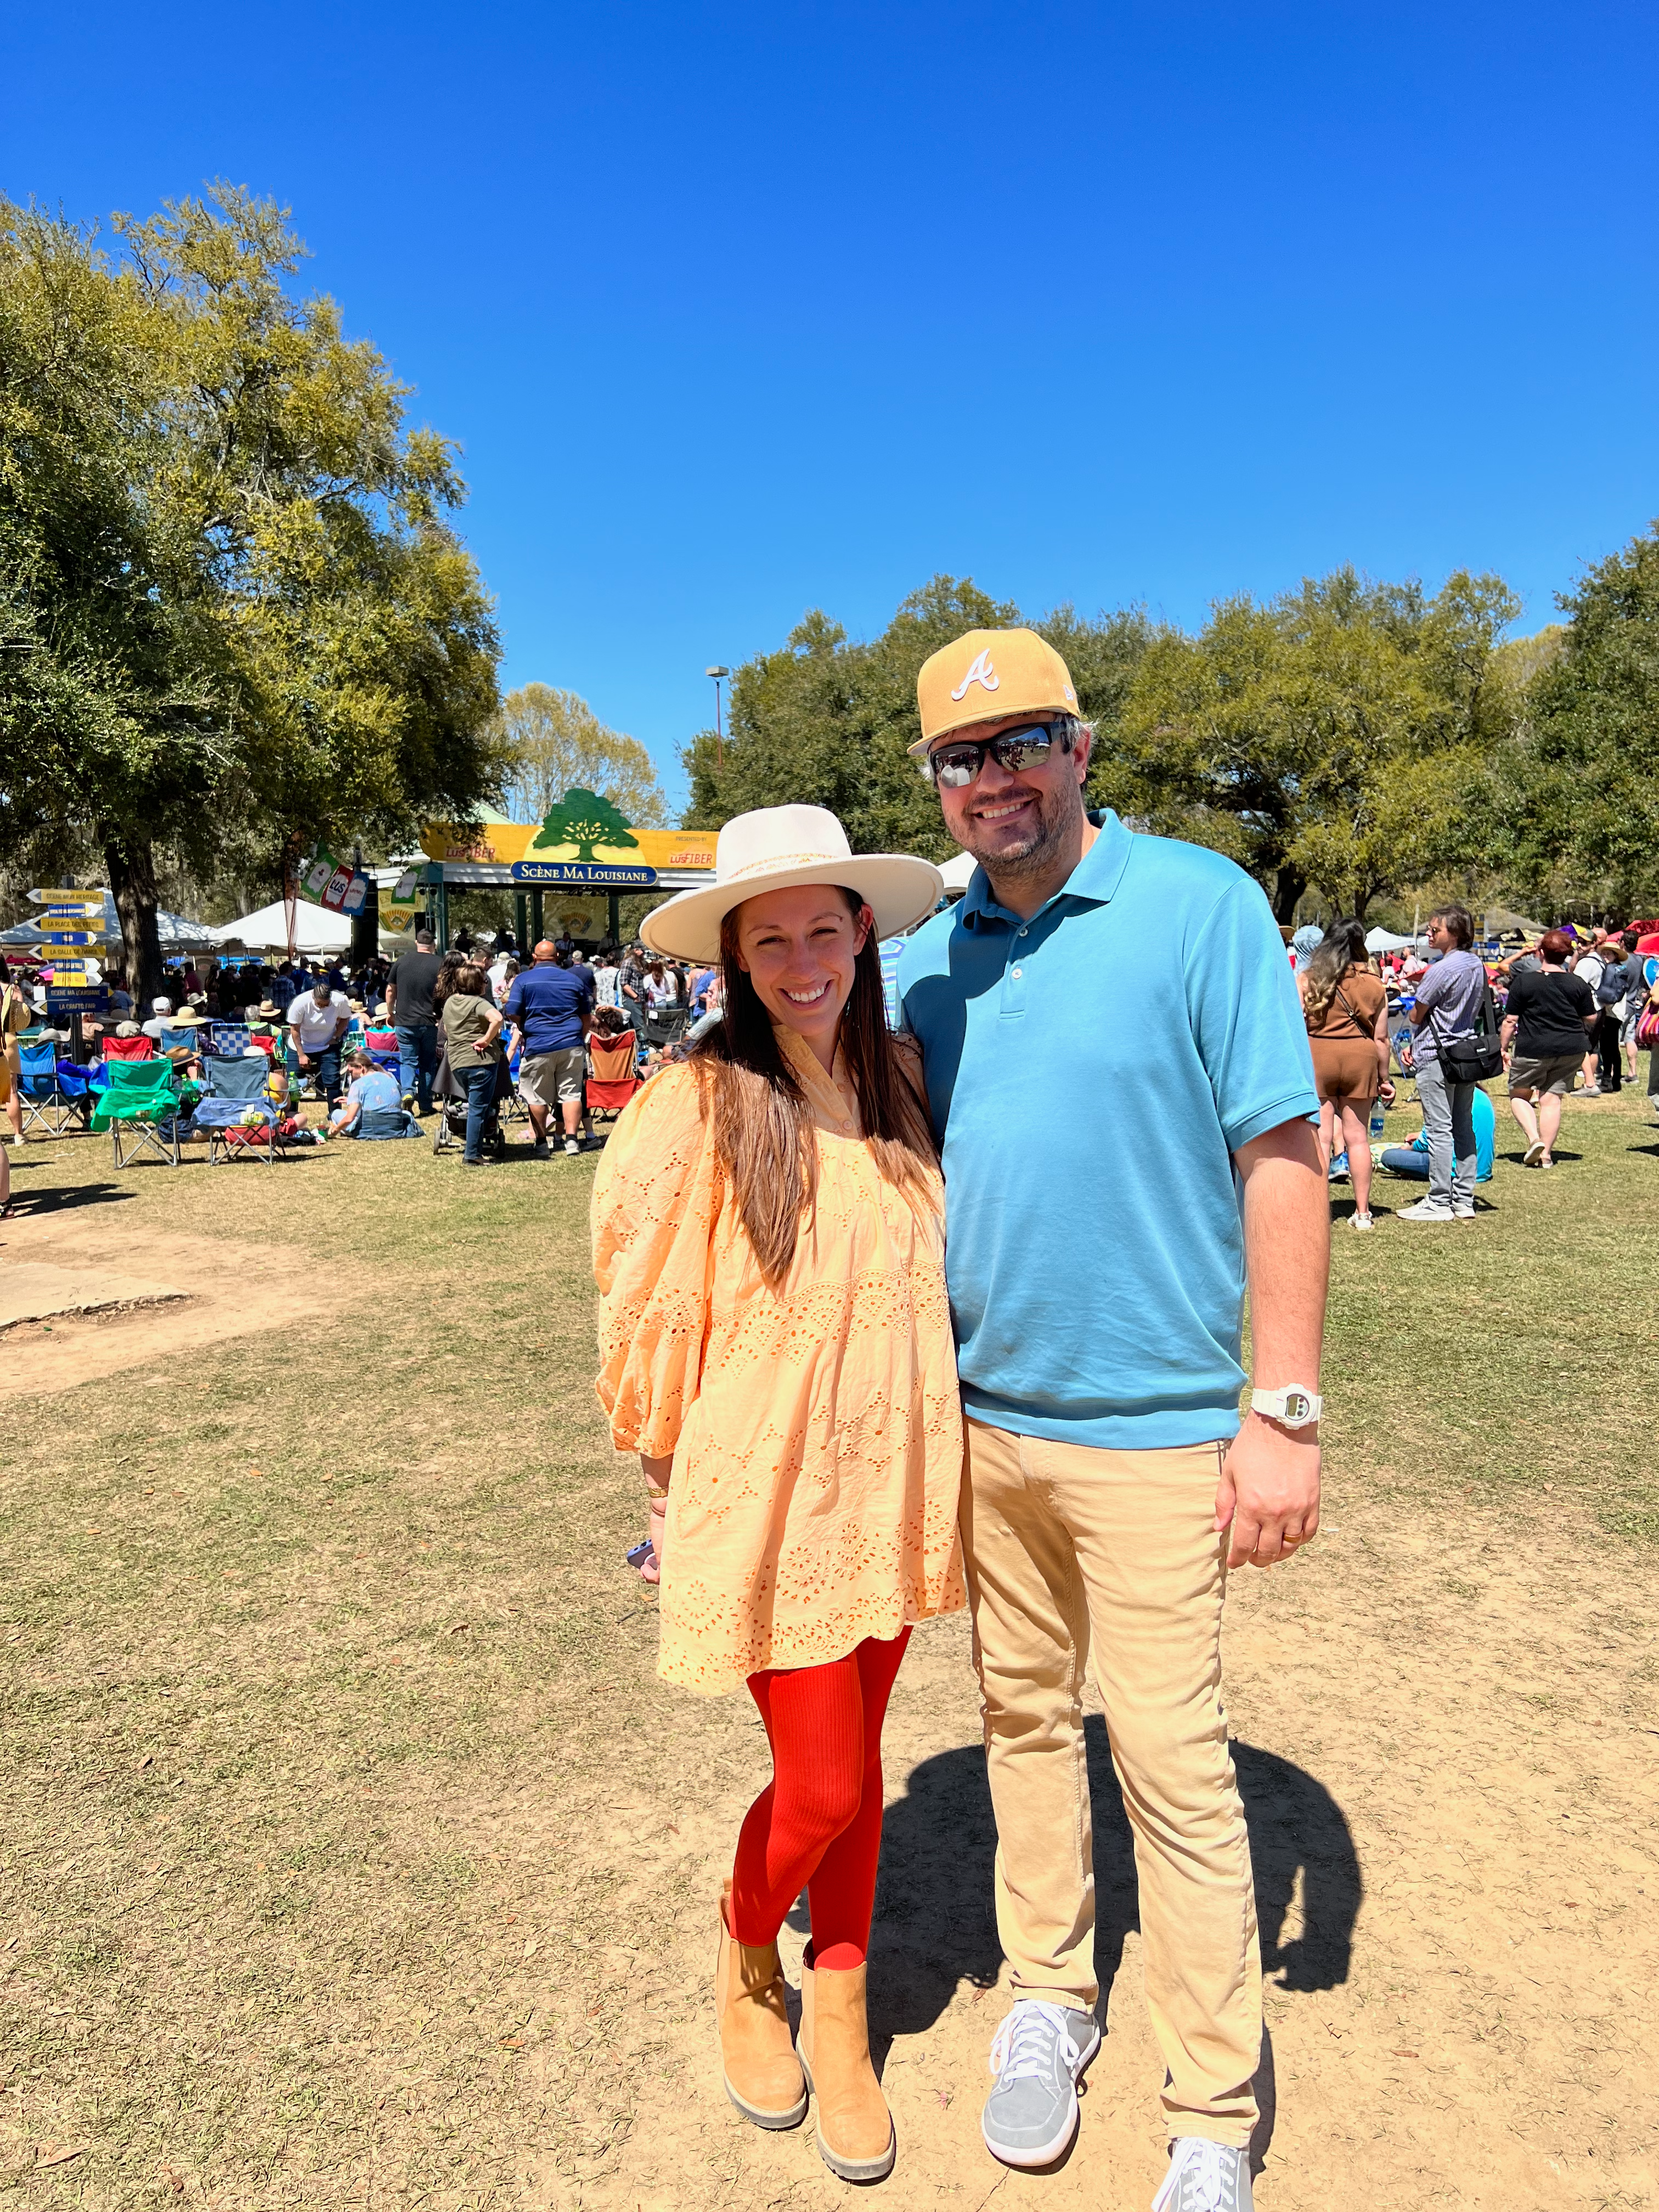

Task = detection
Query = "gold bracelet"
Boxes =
[644,1483,670,1503]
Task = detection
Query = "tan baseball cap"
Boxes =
[912,627,1081,755]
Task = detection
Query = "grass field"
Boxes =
[1,1082,1656,2210]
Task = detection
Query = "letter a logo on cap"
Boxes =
[950,647,1000,703]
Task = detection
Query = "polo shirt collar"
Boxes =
[958,810,1135,932]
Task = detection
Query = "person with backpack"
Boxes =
[1400,905,1489,1223]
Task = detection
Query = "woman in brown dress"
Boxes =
[1298,919,1392,1231]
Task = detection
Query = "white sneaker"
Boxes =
[1349,1211,1374,1231]
[1396,1197,1454,1223]
[1523,1139,1546,1166]
[1452,1202,1476,1220]
[1152,2138,1253,2212]
[564,1135,581,1155]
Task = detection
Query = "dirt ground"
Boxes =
[524,1476,1659,2212]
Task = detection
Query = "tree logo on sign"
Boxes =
[530,788,641,862]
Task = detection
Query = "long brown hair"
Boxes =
[691,888,936,1289]
[1300,918,1368,1029]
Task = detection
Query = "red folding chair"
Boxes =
[585,1032,641,1118]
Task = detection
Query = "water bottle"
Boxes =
[1369,1098,1386,1139]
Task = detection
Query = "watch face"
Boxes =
[1283,1390,1311,1423]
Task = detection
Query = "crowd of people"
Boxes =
[1293,910,1658,1226]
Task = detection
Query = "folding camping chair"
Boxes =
[209,1022,253,1058]
[89,1059,182,1167]
[191,1053,283,1166]
[101,1032,155,1063]
[585,1031,642,1125]
[14,1040,74,1136]
[644,1007,690,1049]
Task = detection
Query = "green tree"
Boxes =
[1493,529,1659,917]
[682,575,1150,857]
[495,683,667,826]
[1108,568,1519,919]
[531,787,641,861]
[0,188,504,997]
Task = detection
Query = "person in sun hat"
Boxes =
[896,628,1327,2212]
[591,805,962,2185]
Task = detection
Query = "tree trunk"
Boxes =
[1271,864,1306,925]
[104,836,164,1006]
[349,848,379,969]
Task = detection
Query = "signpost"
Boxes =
[27,890,106,916]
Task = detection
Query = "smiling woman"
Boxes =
[591,804,952,2182]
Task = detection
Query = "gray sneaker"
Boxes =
[1151,2138,1254,2212]
[981,1999,1099,2168]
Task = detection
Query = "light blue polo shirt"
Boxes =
[896,812,1318,1449]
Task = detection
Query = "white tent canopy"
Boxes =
[212,900,354,953]
[1364,926,1422,953]
[938,850,978,895]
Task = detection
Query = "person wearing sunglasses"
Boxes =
[894,628,1328,2212]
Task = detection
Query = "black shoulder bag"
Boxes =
[1429,977,1503,1085]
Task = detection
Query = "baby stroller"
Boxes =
[431,1048,512,1159]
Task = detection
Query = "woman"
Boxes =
[1299,919,1391,1229]
[1500,929,1599,1168]
[0,953,30,1215]
[439,962,503,1166]
[592,806,961,2185]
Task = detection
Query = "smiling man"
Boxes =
[896,630,1328,2212]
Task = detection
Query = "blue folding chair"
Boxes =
[15,1039,73,1135]
[210,1022,252,1058]
[190,1053,284,1167]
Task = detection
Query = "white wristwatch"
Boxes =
[1249,1385,1323,1429]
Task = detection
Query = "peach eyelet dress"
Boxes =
[591,1026,966,1696]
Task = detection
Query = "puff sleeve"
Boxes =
[590,1065,716,1457]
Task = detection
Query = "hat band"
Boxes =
[723,848,849,884]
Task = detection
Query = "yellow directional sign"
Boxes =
[27,891,106,916]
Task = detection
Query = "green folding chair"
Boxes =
[89,1058,182,1167]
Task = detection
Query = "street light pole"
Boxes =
[706,665,731,769]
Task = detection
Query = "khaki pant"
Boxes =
[961,1419,1260,2146]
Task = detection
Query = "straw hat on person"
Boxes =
[169,1006,207,1025]
[640,805,942,965]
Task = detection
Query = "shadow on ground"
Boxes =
[864,1720,1362,2034]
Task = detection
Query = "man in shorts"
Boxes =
[503,941,593,1157]
[898,628,1327,2212]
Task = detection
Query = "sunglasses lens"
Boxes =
[930,747,981,788]
[992,732,1054,772]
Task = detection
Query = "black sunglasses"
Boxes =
[919,723,1069,789]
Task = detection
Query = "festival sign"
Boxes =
[33,930,100,947]
[420,799,716,875]
[297,844,371,916]
[27,890,107,915]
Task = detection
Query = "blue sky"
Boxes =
[7,3,1658,812]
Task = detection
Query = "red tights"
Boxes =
[729,1628,910,1973]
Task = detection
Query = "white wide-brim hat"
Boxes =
[640,805,943,966]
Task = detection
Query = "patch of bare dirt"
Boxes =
[0,1219,337,1397]
[499,1488,1659,2212]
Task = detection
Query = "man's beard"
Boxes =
[956,780,1078,879]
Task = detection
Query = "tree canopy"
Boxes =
[495,683,667,827]
[1492,527,1659,918]
[1109,569,1520,920]
[0,187,504,993]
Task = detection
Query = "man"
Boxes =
[1613,929,1650,1085]
[285,975,351,1110]
[1571,934,1609,1096]
[897,630,1327,2212]
[486,943,514,1003]
[140,995,174,1041]
[329,1046,405,1136]
[268,962,298,1015]
[502,939,593,1157]
[617,943,650,1043]
[386,927,442,1115]
[1400,906,1486,1222]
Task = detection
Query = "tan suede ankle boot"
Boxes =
[715,1884,806,2130]
[798,1946,896,2181]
